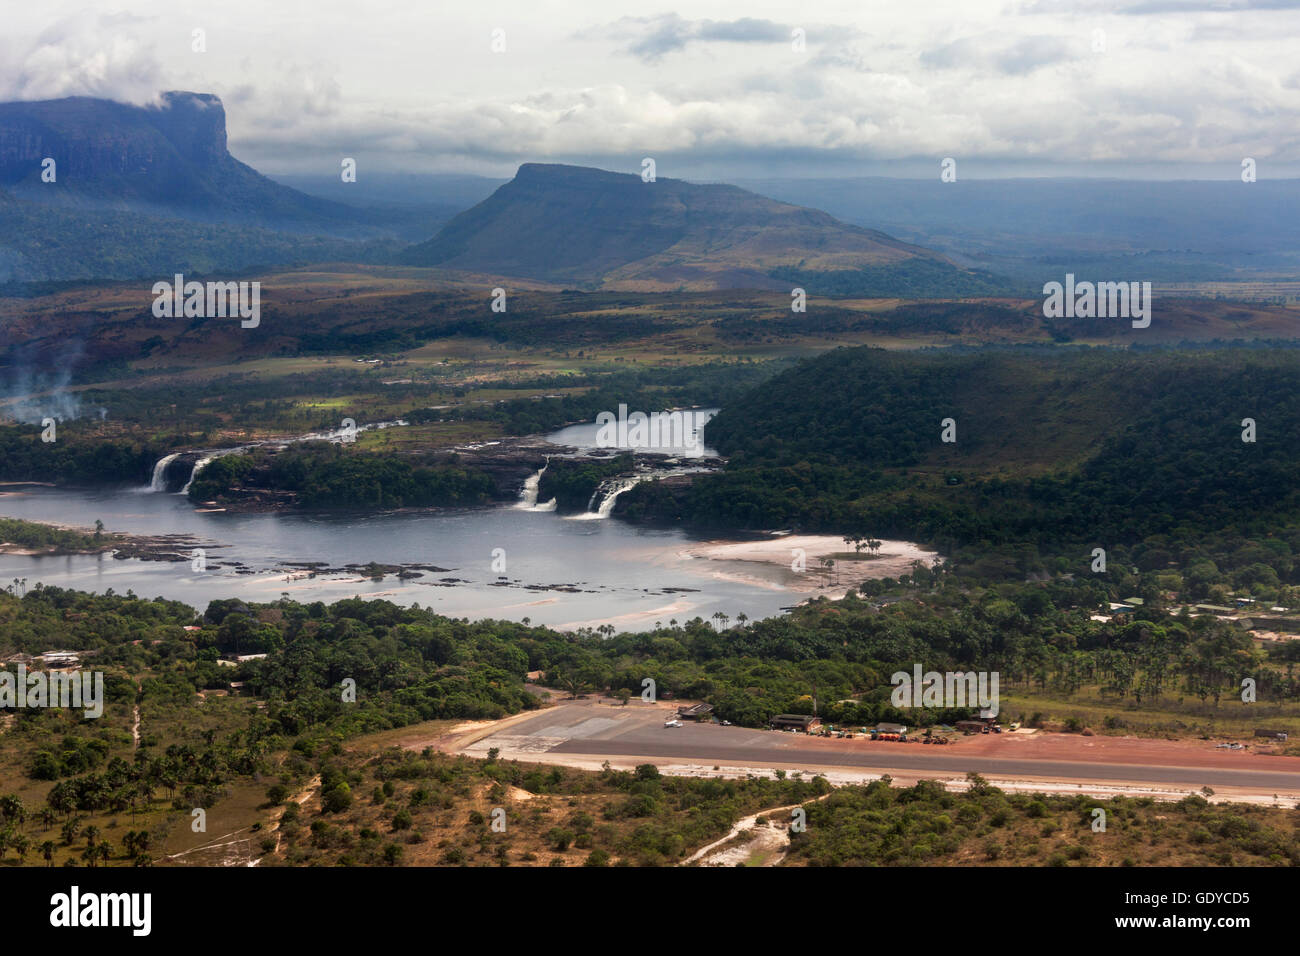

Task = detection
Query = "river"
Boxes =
[0,412,915,629]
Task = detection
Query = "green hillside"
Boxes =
[621,346,1300,551]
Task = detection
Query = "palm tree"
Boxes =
[820,556,836,586]
[41,840,55,866]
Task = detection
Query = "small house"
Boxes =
[769,714,821,732]
[676,703,714,721]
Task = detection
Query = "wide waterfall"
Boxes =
[147,453,181,492]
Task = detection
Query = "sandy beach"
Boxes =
[678,534,935,597]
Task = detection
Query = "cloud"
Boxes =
[2,2,1299,178]
[1019,0,1300,12]
[920,35,1084,75]
[0,12,163,103]
[591,14,794,63]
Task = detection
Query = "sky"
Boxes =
[1,1,1299,180]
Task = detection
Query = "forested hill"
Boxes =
[620,346,1300,550]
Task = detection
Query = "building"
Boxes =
[955,719,988,734]
[676,703,714,721]
[40,651,81,669]
[874,722,908,735]
[1254,729,1289,741]
[769,714,821,732]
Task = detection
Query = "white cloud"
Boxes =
[0,11,164,103]
[1,1,1298,177]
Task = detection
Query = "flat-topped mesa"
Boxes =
[0,91,371,236]
[0,91,229,185]
[399,161,970,293]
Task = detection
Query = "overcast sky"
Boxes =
[2,1,1299,179]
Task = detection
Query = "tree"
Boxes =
[323,782,353,813]
[0,793,25,827]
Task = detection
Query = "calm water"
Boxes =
[546,407,719,457]
[0,411,813,629]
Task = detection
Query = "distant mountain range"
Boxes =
[736,177,1300,284]
[13,90,1291,297]
[0,92,1012,295]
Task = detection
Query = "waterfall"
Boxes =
[179,456,215,495]
[518,467,543,508]
[516,460,556,511]
[573,476,645,520]
[147,453,181,492]
[156,420,416,499]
